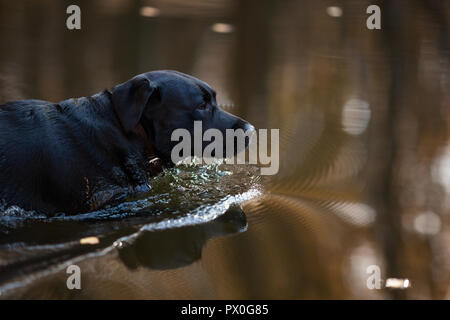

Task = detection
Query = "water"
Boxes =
[0,162,261,295]
[0,0,449,299]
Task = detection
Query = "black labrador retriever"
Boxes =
[0,70,253,216]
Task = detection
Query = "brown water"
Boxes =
[0,0,449,299]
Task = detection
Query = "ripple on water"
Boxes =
[0,162,262,295]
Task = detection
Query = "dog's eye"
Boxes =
[197,103,208,110]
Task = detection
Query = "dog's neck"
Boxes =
[134,123,164,175]
[92,89,164,176]
[135,123,154,154]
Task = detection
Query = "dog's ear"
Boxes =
[112,75,157,133]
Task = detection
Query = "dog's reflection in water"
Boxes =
[116,204,247,270]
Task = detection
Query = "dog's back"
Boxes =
[0,99,85,213]
[0,94,149,215]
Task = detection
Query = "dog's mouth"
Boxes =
[139,119,255,169]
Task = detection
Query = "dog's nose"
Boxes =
[231,119,255,150]
[233,119,255,133]
[243,122,255,133]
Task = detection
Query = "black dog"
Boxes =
[0,71,253,215]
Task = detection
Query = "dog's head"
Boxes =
[112,70,254,165]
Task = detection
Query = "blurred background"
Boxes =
[0,0,449,299]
